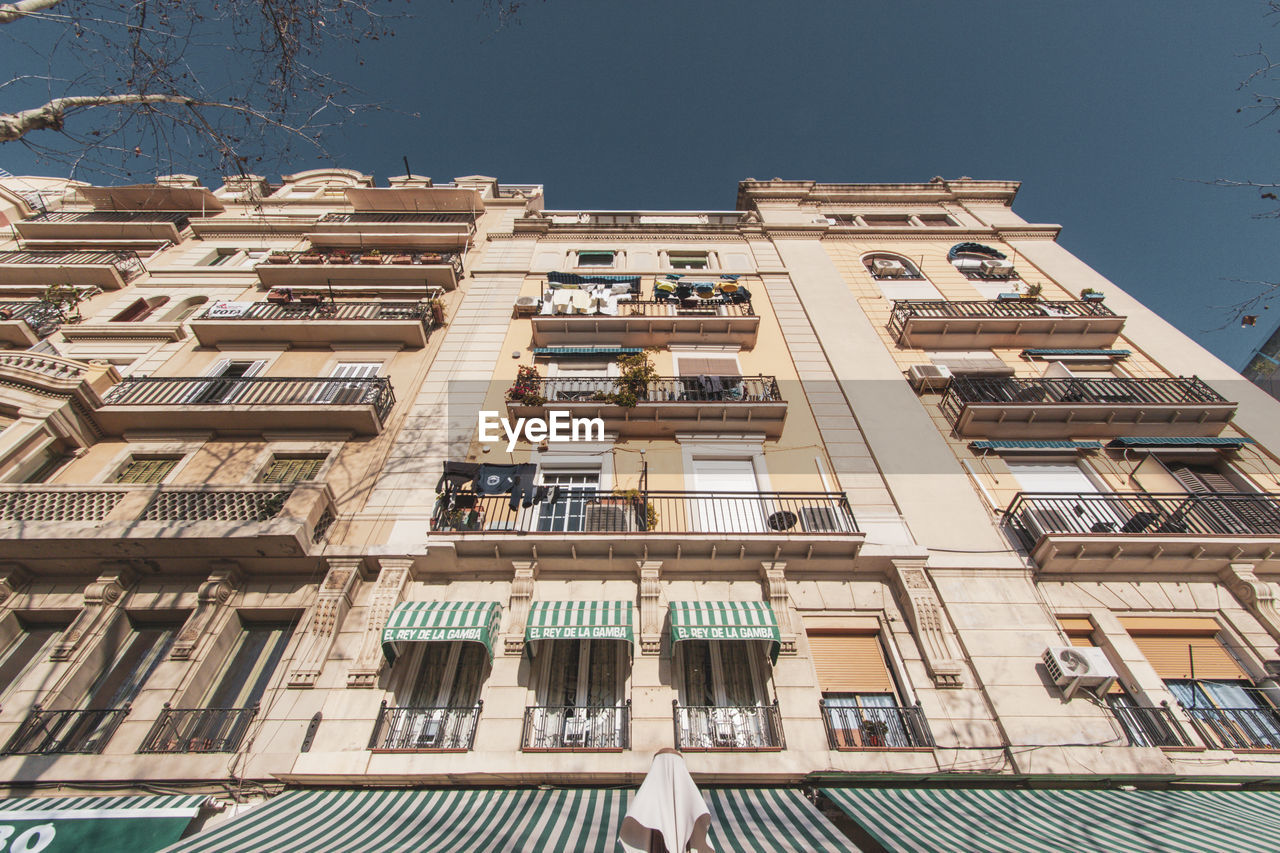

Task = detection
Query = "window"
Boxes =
[19,450,72,484]
[190,360,264,404]
[115,456,180,484]
[679,640,767,708]
[537,471,601,532]
[110,296,168,322]
[862,253,924,281]
[204,621,294,709]
[575,251,616,268]
[528,639,627,748]
[545,359,616,402]
[200,248,270,267]
[916,214,955,227]
[0,617,68,701]
[810,632,922,748]
[862,214,914,227]
[83,621,183,711]
[260,455,325,484]
[668,252,710,270]
[314,361,382,404]
[379,642,486,749]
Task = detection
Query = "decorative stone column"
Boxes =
[171,561,243,661]
[505,560,538,655]
[761,561,796,655]
[638,560,663,655]
[347,558,413,688]
[51,562,137,661]
[888,558,964,688]
[1221,562,1280,649]
[287,557,365,688]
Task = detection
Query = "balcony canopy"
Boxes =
[669,601,781,663]
[525,600,633,644]
[79,184,223,213]
[1107,436,1256,449]
[0,794,206,853]
[947,241,1005,260]
[381,601,502,663]
[345,187,484,213]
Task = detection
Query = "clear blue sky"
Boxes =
[3,0,1278,367]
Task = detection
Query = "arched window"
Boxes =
[111,295,169,322]
[162,295,209,323]
[861,253,941,301]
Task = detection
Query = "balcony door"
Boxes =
[537,471,600,532]
[1006,460,1120,535]
[692,457,764,533]
[189,359,264,404]
[67,621,181,752]
[679,640,771,748]
[314,362,381,404]
[1163,461,1280,535]
[390,642,485,749]
[810,632,913,748]
[534,639,626,748]
[546,359,615,402]
[204,622,294,710]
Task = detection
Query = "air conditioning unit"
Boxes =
[514,295,540,315]
[872,259,907,277]
[981,259,1015,276]
[584,504,634,532]
[1043,646,1118,699]
[907,364,952,392]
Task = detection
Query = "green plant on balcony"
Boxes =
[610,487,659,530]
[506,365,546,406]
[39,284,83,322]
[1022,283,1043,299]
[594,351,658,408]
[266,250,292,265]
[860,719,889,747]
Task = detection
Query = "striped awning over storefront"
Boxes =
[525,601,633,643]
[669,601,781,663]
[821,787,1280,853]
[0,794,206,853]
[380,601,503,663]
[159,788,851,853]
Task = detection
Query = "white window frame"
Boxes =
[677,639,769,708]
[665,250,715,271]
[574,250,618,269]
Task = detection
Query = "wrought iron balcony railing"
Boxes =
[958,267,1020,281]
[0,300,64,337]
[533,298,756,319]
[0,249,144,280]
[521,703,631,751]
[940,375,1226,423]
[819,701,934,749]
[1182,705,1280,750]
[674,700,785,751]
[102,376,396,423]
[367,701,482,751]
[23,211,190,227]
[138,704,258,753]
[2,706,129,755]
[317,212,474,224]
[434,489,857,535]
[1108,701,1191,747]
[1004,492,1280,548]
[258,249,462,277]
[510,375,781,405]
[196,300,431,325]
[889,298,1117,335]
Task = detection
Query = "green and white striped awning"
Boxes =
[821,787,1280,853]
[525,600,633,643]
[159,788,851,853]
[1108,436,1256,449]
[0,794,206,853]
[532,346,643,357]
[670,601,781,663]
[381,601,503,663]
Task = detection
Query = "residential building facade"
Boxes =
[0,171,1278,851]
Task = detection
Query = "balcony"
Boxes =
[521,704,631,751]
[1004,492,1280,572]
[138,705,257,753]
[1183,705,1280,750]
[819,701,934,750]
[889,299,1125,348]
[529,298,759,347]
[367,702,482,752]
[673,701,785,751]
[309,212,474,249]
[96,375,395,436]
[189,300,432,348]
[0,482,335,562]
[1109,701,1192,748]
[939,376,1235,439]
[2,706,129,755]
[431,490,861,568]
[507,376,786,438]
[255,249,462,291]
[14,210,189,242]
[0,250,144,290]
[0,301,63,346]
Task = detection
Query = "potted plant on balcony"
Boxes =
[1080,288,1105,303]
[329,249,352,265]
[40,284,86,322]
[358,248,383,265]
[594,351,658,408]
[609,487,659,530]
[1020,283,1043,300]
[267,287,294,304]
[506,365,546,406]
[389,252,413,264]
[266,250,293,265]
[860,719,889,747]
[429,297,446,326]
[298,250,324,264]
[421,252,444,264]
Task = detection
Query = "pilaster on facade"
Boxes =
[761,561,796,656]
[170,561,244,661]
[1220,562,1280,652]
[287,557,365,688]
[50,561,137,661]
[638,560,663,655]
[505,560,538,655]
[889,558,965,688]
[347,557,412,687]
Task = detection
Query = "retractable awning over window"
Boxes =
[158,788,851,853]
[525,600,634,643]
[822,786,1280,853]
[0,794,206,853]
[380,601,503,663]
[669,601,781,663]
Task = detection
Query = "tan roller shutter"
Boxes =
[808,633,895,693]
[1129,634,1245,680]
[676,356,740,376]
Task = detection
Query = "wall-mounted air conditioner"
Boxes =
[514,295,540,315]
[1043,645,1118,699]
[907,364,952,392]
[872,259,907,277]
[981,259,1015,276]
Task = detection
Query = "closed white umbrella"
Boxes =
[619,749,713,853]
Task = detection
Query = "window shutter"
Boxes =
[115,457,178,484]
[1168,464,1234,495]
[1057,618,1123,692]
[1122,623,1246,681]
[677,356,739,376]
[261,457,323,484]
[809,633,895,693]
